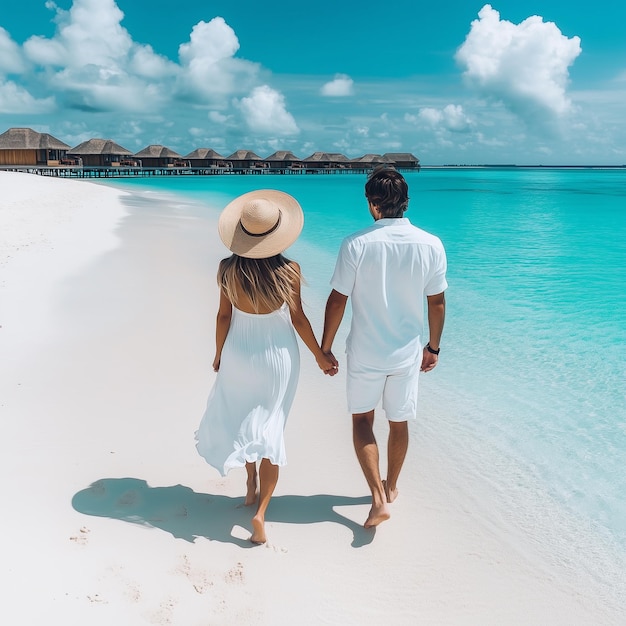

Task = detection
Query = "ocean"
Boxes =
[105,168,626,603]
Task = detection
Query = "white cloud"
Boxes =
[405,104,473,133]
[456,4,581,122]
[179,17,239,66]
[22,0,176,112]
[237,85,299,135]
[19,2,263,113]
[0,27,25,74]
[321,74,354,97]
[178,17,258,101]
[130,45,177,79]
[24,0,132,67]
[209,110,230,123]
[0,80,55,113]
[416,104,472,132]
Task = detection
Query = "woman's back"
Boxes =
[218,254,300,315]
[229,281,283,315]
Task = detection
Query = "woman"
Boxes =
[196,190,336,544]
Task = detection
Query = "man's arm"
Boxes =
[287,263,337,375]
[421,291,445,372]
[321,289,348,364]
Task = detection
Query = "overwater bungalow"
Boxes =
[68,138,134,167]
[350,153,393,169]
[135,144,185,168]
[185,148,227,168]
[264,151,302,170]
[302,152,350,170]
[226,150,265,169]
[382,152,420,170]
[0,127,71,166]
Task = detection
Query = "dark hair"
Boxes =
[364,166,409,217]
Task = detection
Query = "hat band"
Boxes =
[239,211,282,238]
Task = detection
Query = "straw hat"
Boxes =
[218,189,304,258]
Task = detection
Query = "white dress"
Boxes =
[195,303,300,476]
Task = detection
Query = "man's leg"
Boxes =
[385,421,408,503]
[352,410,390,528]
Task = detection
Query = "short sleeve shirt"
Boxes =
[330,217,447,370]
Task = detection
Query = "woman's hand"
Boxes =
[317,350,339,376]
[212,355,221,372]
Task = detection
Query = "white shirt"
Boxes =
[330,217,448,369]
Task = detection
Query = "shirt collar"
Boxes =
[376,217,410,225]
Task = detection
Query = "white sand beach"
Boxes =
[1,170,622,625]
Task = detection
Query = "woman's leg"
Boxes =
[250,458,279,544]
[245,462,258,506]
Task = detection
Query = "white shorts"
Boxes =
[346,356,420,422]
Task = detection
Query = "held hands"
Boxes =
[317,349,339,376]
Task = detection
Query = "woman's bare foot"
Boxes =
[382,480,398,503]
[250,514,266,544]
[245,476,258,506]
[364,503,390,528]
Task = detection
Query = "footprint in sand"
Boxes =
[69,526,90,545]
[105,565,142,603]
[224,562,245,584]
[87,593,107,603]
[256,539,288,554]
[176,554,213,595]
[146,597,177,625]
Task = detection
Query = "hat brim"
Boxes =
[218,189,304,259]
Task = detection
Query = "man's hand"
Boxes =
[420,347,438,372]
[321,350,339,376]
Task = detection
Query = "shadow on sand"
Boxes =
[72,478,374,548]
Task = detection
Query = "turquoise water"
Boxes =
[106,169,626,598]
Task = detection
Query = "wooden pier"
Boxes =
[0,164,405,179]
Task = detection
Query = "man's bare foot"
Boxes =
[382,480,398,503]
[364,503,390,528]
[245,477,258,506]
[250,514,266,544]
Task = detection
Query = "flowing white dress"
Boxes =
[195,303,300,476]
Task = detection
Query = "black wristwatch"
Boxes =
[426,343,440,355]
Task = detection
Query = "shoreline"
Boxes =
[1,171,624,624]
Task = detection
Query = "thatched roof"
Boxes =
[382,152,419,163]
[68,138,133,155]
[185,148,224,159]
[352,154,391,164]
[134,144,182,158]
[265,151,301,161]
[225,150,262,160]
[303,151,349,162]
[0,127,70,150]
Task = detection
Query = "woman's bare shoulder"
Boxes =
[287,260,301,273]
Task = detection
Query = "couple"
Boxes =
[195,167,448,544]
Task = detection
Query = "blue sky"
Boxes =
[1,0,625,164]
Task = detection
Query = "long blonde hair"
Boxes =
[218,254,300,312]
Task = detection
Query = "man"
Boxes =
[322,167,447,528]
